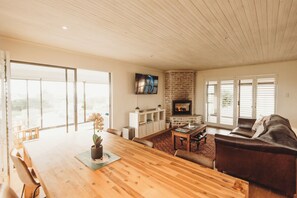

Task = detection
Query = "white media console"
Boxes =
[129,109,166,138]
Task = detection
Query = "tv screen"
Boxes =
[135,73,158,94]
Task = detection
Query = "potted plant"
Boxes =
[135,107,140,113]
[87,113,104,160]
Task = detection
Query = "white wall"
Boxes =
[0,36,165,130]
[195,61,297,128]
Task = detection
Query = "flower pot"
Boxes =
[91,145,103,160]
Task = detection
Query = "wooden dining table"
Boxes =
[23,129,249,198]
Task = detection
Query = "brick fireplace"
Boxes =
[164,70,196,120]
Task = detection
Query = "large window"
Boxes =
[10,62,110,131]
[11,79,28,127]
[42,81,66,127]
[28,80,41,128]
[206,76,276,127]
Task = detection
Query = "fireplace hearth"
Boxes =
[172,100,192,115]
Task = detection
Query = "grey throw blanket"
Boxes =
[257,114,297,151]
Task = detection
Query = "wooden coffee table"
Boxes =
[172,124,207,152]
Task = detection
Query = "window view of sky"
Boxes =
[10,62,110,130]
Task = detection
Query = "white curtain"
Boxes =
[0,50,12,184]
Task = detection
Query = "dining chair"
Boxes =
[10,149,41,198]
[0,184,18,198]
[174,149,214,169]
[132,137,154,148]
[106,128,122,136]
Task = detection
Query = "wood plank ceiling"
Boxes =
[0,0,297,70]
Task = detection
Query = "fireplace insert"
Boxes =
[172,100,192,115]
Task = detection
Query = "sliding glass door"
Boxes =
[11,79,27,127]
[10,62,110,131]
[42,81,66,128]
[220,80,234,125]
[206,80,235,126]
[77,69,110,128]
[67,70,75,127]
[28,80,41,128]
[206,81,218,123]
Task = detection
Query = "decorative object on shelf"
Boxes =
[135,106,140,113]
[87,113,104,160]
[157,104,161,110]
[166,121,170,129]
[188,120,195,127]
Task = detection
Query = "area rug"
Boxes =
[147,131,215,160]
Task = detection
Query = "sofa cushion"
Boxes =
[237,118,256,129]
[231,127,255,138]
[252,122,265,138]
[252,116,271,131]
[252,117,264,131]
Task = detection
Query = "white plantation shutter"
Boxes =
[239,80,253,118]
[256,78,275,118]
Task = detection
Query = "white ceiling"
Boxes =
[0,0,297,71]
[11,62,109,84]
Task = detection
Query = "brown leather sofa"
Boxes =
[215,116,297,197]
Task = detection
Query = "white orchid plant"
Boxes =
[87,113,104,148]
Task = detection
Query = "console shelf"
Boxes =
[129,109,166,138]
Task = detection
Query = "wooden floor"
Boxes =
[9,126,288,198]
[195,126,287,198]
[145,126,288,198]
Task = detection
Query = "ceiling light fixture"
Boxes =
[62,26,68,30]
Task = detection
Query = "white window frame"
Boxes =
[204,75,277,129]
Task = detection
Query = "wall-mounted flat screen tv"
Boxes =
[135,73,158,94]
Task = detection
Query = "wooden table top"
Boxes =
[23,130,248,198]
[172,124,207,135]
